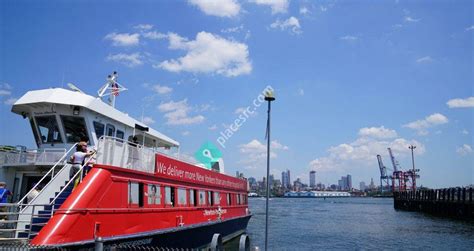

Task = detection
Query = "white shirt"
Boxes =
[73,151,87,164]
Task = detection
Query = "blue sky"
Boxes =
[1,0,472,188]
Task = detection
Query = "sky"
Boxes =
[0,0,472,189]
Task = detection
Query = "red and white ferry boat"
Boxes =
[0,73,251,248]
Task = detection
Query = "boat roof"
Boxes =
[11,88,179,148]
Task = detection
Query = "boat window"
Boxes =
[214,192,220,205]
[35,116,63,144]
[198,190,206,206]
[165,186,175,207]
[116,130,124,139]
[93,121,105,139]
[29,118,40,146]
[61,116,88,143]
[128,181,139,205]
[208,191,213,206]
[106,124,115,137]
[189,189,196,206]
[138,183,144,207]
[227,193,232,205]
[148,184,160,205]
[237,194,241,205]
[177,188,187,206]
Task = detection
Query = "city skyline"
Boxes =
[1,1,472,188]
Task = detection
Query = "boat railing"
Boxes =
[96,136,156,174]
[0,203,51,240]
[17,143,78,207]
[49,153,96,208]
[0,148,67,167]
[96,136,203,173]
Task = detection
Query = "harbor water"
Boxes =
[243,197,474,250]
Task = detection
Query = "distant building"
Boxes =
[347,175,352,190]
[359,181,366,191]
[309,170,316,188]
[281,169,291,189]
[369,178,375,190]
[293,178,303,191]
[248,177,257,191]
[269,174,274,187]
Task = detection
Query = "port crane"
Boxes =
[387,148,419,192]
[376,154,391,193]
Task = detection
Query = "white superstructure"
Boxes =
[1,73,180,202]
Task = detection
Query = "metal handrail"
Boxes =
[49,153,96,207]
[98,136,200,168]
[17,143,78,206]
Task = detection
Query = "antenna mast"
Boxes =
[97,71,127,107]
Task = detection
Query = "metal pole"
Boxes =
[265,100,271,251]
[409,145,416,191]
[264,91,275,251]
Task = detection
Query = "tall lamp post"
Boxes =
[264,90,275,251]
[409,145,416,191]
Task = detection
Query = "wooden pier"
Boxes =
[393,187,473,219]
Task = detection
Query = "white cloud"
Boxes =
[271,140,289,150]
[234,107,258,116]
[106,53,143,67]
[152,84,173,95]
[4,97,17,105]
[270,17,302,35]
[104,32,140,46]
[358,126,398,139]
[182,131,191,136]
[456,144,473,156]
[221,25,244,33]
[461,129,469,135]
[188,0,240,17]
[134,24,153,30]
[142,116,155,125]
[297,88,304,96]
[0,90,11,96]
[158,99,205,125]
[208,124,218,130]
[300,6,310,15]
[238,139,288,168]
[340,35,358,41]
[0,83,12,90]
[403,113,448,135]
[466,25,474,31]
[310,127,425,172]
[250,0,289,14]
[404,16,420,23]
[320,6,328,12]
[447,97,474,108]
[143,31,167,40]
[157,31,252,77]
[416,56,433,63]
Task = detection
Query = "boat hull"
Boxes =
[53,214,251,249]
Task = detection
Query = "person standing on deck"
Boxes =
[70,143,95,182]
[0,182,12,220]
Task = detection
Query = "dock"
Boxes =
[393,187,473,219]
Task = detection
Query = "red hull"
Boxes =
[32,154,249,246]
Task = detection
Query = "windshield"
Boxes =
[35,116,63,144]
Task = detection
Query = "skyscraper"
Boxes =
[281,169,291,189]
[347,175,352,190]
[342,176,348,190]
[309,171,316,188]
[359,181,366,191]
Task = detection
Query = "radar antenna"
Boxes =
[67,83,85,94]
[97,71,127,107]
